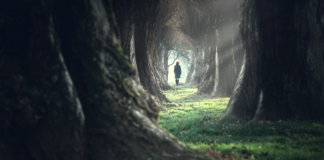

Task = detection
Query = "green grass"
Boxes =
[158,84,324,160]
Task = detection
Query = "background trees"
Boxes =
[180,0,243,98]
[114,0,243,100]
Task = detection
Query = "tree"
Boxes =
[196,0,242,97]
[0,0,214,159]
[211,26,242,97]
[0,1,84,159]
[156,43,172,90]
[179,1,210,86]
[113,0,171,101]
[180,0,243,97]
[198,45,217,94]
[224,0,324,121]
[188,48,206,86]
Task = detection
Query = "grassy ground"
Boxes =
[158,84,324,160]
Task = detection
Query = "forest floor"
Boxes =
[158,84,324,160]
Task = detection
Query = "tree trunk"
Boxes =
[212,29,238,97]
[0,1,85,159]
[129,26,141,83]
[158,45,172,90]
[198,47,217,94]
[112,0,133,58]
[164,47,169,81]
[186,52,195,83]
[153,44,171,90]
[224,0,324,122]
[232,35,244,81]
[132,1,171,101]
[134,20,167,101]
[0,0,213,159]
[189,48,205,86]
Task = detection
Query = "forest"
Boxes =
[0,0,324,160]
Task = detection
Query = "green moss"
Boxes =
[158,85,324,160]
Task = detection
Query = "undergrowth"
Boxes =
[158,84,324,160]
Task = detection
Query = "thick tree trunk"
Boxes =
[158,45,172,90]
[117,18,132,59]
[114,0,171,99]
[153,44,171,90]
[133,1,171,101]
[186,52,195,83]
[198,47,217,94]
[224,0,324,121]
[129,27,141,83]
[0,0,213,159]
[112,0,133,58]
[134,20,167,101]
[232,35,244,81]
[192,0,242,97]
[0,1,85,159]
[212,30,238,97]
[189,48,205,86]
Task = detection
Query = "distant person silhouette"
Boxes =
[174,61,181,85]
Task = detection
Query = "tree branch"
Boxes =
[168,51,180,67]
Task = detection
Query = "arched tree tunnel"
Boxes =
[113,0,243,100]
[1,0,324,160]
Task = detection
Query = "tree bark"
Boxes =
[157,45,172,90]
[129,26,141,83]
[163,46,170,82]
[0,1,85,159]
[186,52,195,83]
[112,0,133,58]
[189,48,205,86]
[131,1,171,101]
[224,0,324,122]
[212,29,238,97]
[198,47,217,94]
[134,20,167,101]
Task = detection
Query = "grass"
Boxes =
[158,84,324,160]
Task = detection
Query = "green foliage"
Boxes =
[159,85,324,160]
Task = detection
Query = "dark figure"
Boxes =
[174,61,181,85]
